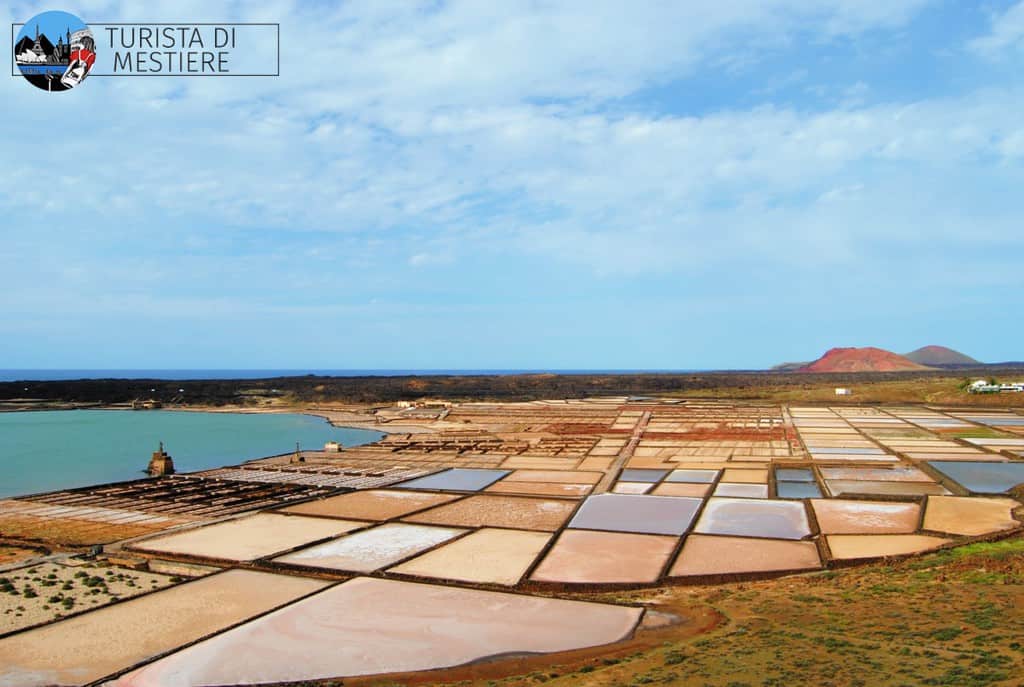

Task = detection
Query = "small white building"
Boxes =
[834,388,852,396]
[324,441,343,452]
[969,380,1001,393]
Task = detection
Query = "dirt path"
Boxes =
[594,410,651,493]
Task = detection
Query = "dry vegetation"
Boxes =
[0,561,177,635]
[4,370,1024,407]
[676,376,1024,407]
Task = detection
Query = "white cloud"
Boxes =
[969,1,1024,57]
[4,0,1020,307]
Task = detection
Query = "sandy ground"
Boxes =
[0,561,176,635]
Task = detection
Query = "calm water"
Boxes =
[0,410,383,498]
[0,369,704,381]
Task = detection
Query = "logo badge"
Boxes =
[14,10,95,92]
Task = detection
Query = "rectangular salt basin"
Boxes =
[402,494,577,531]
[825,480,950,497]
[389,528,551,585]
[964,438,1024,446]
[669,535,821,577]
[665,469,720,483]
[811,453,898,462]
[618,468,669,483]
[775,468,815,482]
[812,500,920,534]
[281,490,462,521]
[110,577,643,685]
[968,417,1024,427]
[928,461,1024,494]
[530,529,678,584]
[714,483,769,498]
[274,523,466,572]
[651,482,712,498]
[131,513,365,561]
[568,493,702,535]
[0,570,328,687]
[808,447,886,454]
[486,481,593,497]
[776,481,822,498]
[396,468,511,492]
[721,469,769,484]
[923,496,1020,536]
[903,453,991,464]
[612,482,653,494]
[818,466,935,482]
[694,498,811,540]
[826,534,950,560]
[503,470,604,485]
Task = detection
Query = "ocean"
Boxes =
[0,410,383,498]
[0,369,701,381]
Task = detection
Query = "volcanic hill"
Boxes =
[904,345,980,366]
[798,347,933,373]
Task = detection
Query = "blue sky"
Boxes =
[2,1,1022,369]
[15,10,86,45]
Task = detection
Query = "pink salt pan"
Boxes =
[110,577,643,686]
[503,470,604,485]
[486,481,593,497]
[826,534,950,560]
[669,535,821,577]
[693,498,811,540]
[402,494,577,531]
[651,482,712,498]
[922,496,1021,536]
[818,466,934,482]
[530,529,677,584]
[612,482,653,495]
[811,499,921,535]
[389,527,551,585]
[714,483,768,498]
[281,489,461,521]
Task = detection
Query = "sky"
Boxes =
[15,10,86,45]
[2,0,1022,370]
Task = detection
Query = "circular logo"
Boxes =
[14,10,95,92]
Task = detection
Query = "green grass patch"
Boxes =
[930,627,964,641]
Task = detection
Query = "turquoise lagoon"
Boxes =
[0,410,383,498]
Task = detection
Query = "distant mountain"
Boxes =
[904,345,979,366]
[797,347,933,373]
[771,361,810,372]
